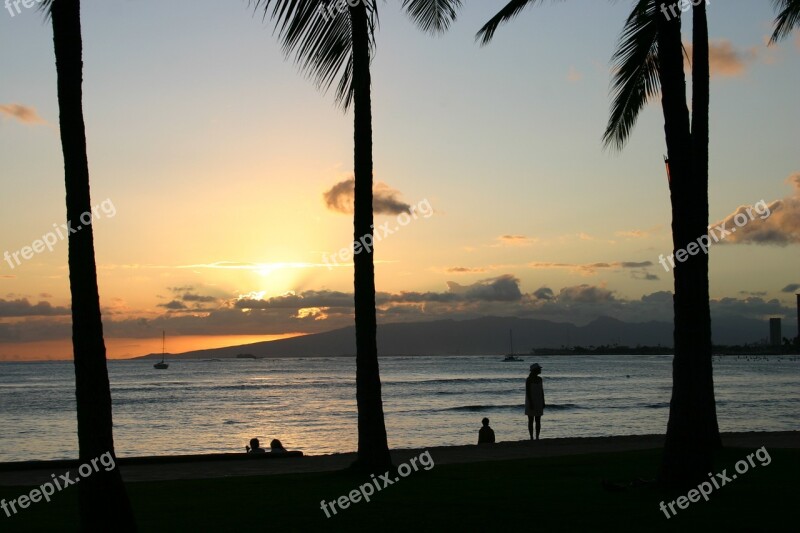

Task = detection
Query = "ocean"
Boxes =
[0,355,797,463]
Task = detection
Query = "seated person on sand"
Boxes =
[270,439,287,453]
[478,417,496,444]
[246,437,266,453]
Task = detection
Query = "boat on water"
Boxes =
[154,331,169,369]
[502,329,524,362]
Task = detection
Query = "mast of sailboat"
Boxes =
[509,329,513,355]
[161,330,165,363]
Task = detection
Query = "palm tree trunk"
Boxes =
[348,0,392,473]
[51,0,136,528]
[690,0,722,453]
[656,3,716,486]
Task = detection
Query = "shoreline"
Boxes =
[3,351,799,363]
[1,430,796,487]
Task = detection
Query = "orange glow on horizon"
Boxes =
[0,334,307,362]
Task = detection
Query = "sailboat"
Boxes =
[154,331,169,369]
[502,329,523,362]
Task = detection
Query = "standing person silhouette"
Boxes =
[525,363,545,440]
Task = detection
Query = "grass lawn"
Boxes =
[1,447,797,531]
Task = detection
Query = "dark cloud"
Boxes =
[532,287,554,301]
[631,270,660,281]
[181,293,217,303]
[323,178,411,215]
[0,298,69,317]
[640,291,672,304]
[620,261,653,268]
[557,285,616,304]
[781,284,800,293]
[236,290,353,310]
[165,286,218,305]
[448,275,523,302]
[711,296,788,320]
[5,275,797,347]
[739,291,767,297]
[159,300,188,310]
[446,267,487,274]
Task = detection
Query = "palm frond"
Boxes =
[402,0,462,34]
[770,0,800,44]
[38,0,54,19]
[476,0,547,46]
[603,0,660,151]
[253,1,378,109]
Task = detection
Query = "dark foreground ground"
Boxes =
[1,433,797,531]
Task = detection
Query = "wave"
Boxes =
[440,403,582,413]
[383,377,520,386]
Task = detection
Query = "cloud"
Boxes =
[447,275,523,302]
[532,287,554,301]
[323,178,411,215]
[156,287,220,312]
[158,300,188,310]
[711,296,790,320]
[496,235,536,247]
[567,66,583,82]
[6,280,798,346]
[616,230,647,238]
[709,173,800,246]
[631,270,660,281]
[782,284,800,293]
[180,293,217,303]
[0,104,46,125]
[527,260,655,277]
[557,284,616,304]
[615,225,662,239]
[684,40,757,78]
[739,290,767,297]
[236,290,353,310]
[0,298,69,317]
[446,267,487,274]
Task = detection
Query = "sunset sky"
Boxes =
[1,0,798,360]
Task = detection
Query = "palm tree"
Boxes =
[254,0,460,473]
[770,0,800,43]
[605,0,720,485]
[479,0,720,484]
[44,0,136,528]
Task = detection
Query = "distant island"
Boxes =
[532,345,673,355]
[133,315,799,361]
[532,344,799,356]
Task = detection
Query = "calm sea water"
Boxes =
[0,355,798,462]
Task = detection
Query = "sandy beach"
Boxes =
[1,431,796,487]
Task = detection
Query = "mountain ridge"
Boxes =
[135,314,774,360]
